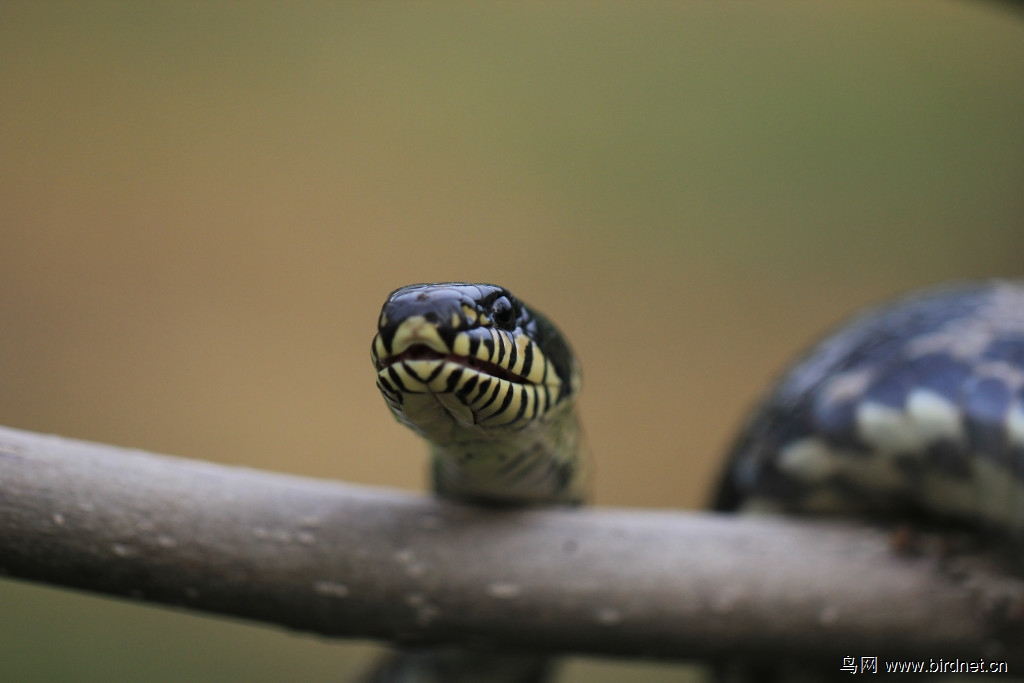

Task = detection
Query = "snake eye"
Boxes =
[491,296,516,330]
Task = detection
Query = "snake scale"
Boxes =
[367,280,1024,681]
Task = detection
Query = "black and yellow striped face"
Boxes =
[371,283,579,445]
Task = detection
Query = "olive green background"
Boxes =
[2,3,1022,681]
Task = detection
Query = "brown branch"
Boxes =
[0,424,1021,669]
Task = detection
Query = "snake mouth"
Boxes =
[378,344,526,384]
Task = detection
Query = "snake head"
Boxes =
[373,283,522,367]
[371,283,578,440]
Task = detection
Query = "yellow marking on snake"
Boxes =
[452,334,471,357]
[391,316,448,355]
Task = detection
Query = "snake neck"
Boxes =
[429,404,586,505]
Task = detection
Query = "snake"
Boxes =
[369,279,1024,680]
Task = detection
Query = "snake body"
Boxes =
[371,279,1024,679]
[713,280,1024,546]
[368,283,584,683]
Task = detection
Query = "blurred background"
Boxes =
[1,2,1022,681]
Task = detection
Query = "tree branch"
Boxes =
[0,424,1021,668]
